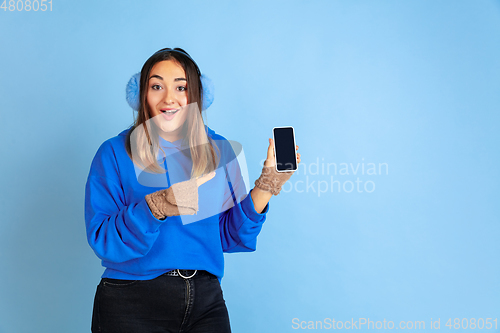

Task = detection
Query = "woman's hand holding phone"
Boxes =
[265,138,301,167]
[254,138,301,196]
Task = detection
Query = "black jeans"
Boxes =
[91,270,231,333]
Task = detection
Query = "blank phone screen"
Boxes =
[273,127,297,172]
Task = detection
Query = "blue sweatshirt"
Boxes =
[84,125,269,282]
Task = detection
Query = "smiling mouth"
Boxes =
[161,109,179,115]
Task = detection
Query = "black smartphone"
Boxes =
[273,126,297,172]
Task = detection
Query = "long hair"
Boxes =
[125,48,220,179]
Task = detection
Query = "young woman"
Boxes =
[85,48,301,332]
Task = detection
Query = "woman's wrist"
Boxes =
[250,186,272,214]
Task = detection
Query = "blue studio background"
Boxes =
[0,1,499,332]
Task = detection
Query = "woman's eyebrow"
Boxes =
[148,74,186,82]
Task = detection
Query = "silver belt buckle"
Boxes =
[177,269,197,279]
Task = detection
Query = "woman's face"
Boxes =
[146,59,190,142]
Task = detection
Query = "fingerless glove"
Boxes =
[145,178,199,220]
[254,165,294,196]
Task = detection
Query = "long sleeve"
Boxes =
[84,140,166,264]
[85,175,165,263]
[218,141,270,253]
[219,188,269,252]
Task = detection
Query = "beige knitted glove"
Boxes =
[254,165,295,196]
[145,178,199,220]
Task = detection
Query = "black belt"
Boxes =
[165,269,213,279]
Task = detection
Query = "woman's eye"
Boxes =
[151,84,162,90]
[177,86,187,92]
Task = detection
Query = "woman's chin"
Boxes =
[158,123,184,141]
[160,123,176,133]
[152,117,175,132]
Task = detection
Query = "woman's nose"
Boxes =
[164,88,175,104]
